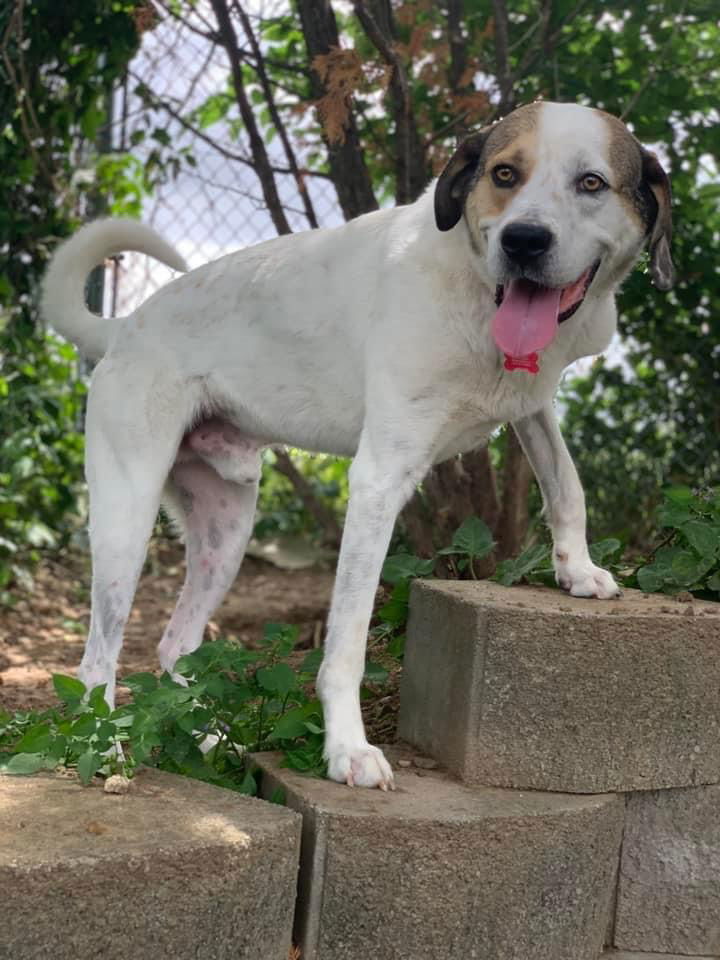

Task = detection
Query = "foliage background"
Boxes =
[1,0,718,588]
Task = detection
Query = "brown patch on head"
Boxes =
[597,110,645,215]
[597,109,675,290]
[434,102,543,232]
[465,103,542,224]
[483,102,543,160]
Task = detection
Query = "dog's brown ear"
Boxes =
[641,149,675,291]
[434,129,491,231]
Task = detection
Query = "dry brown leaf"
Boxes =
[451,90,492,126]
[312,46,391,146]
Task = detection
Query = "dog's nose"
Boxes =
[501,222,554,265]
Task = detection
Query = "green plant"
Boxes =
[0,623,330,792]
[376,516,500,657]
[629,487,720,598]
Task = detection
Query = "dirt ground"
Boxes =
[0,540,337,715]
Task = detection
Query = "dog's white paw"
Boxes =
[556,558,620,599]
[326,742,395,791]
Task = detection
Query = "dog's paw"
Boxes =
[326,742,395,791]
[556,557,621,599]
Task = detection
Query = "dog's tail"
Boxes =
[41,218,188,360]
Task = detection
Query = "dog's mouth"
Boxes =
[492,260,600,362]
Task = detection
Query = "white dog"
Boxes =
[42,101,673,791]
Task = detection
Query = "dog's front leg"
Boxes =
[319,436,431,789]
[512,404,620,599]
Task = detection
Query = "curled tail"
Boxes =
[41,218,187,360]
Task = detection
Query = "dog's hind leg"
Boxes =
[157,455,259,679]
[79,366,190,706]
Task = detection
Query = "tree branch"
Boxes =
[129,74,332,182]
[233,0,319,229]
[447,0,468,94]
[491,0,515,115]
[352,0,427,203]
[209,0,292,235]
[272,450,343,548]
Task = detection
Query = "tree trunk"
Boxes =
[495,427,534,559]
[296,0,379,220]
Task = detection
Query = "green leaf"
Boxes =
[658,502,694,529]
[52,674,86,703]
[589,538,622,565]
[88,684,110,717]
[381,553,434,585]
[263,622,299,657]
[670,550,714,587]
[664,486,695,505]
[269,787,286,805]
[493,544,551,586]
[70,713,98,738]
[636,564,666,593]
[707,570,720,592]
[681,521,719,560]
[238,768,258,796]
[14,722,53,754]
[363,661,389,684]
[77,749,102,785]
[269,707,308,741]
[451,516,495,557]
[377,580,410,626]
[122,672,159,694]
[256,663,296,696]
[300,648,323,676]
[1,752,51,775]
[386,632,405,658]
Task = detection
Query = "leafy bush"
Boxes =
[627,487,720,598]
[0,623,327,792]
[0,331,87,589]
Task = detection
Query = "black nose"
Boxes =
[501,222,554,265]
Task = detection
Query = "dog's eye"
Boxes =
[578,173,607,193]
[492,165,518,188]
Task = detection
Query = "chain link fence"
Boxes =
[107,2,342,316]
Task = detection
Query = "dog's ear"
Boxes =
[434,129,491,232]
[641,148,675,291]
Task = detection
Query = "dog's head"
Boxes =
[435,101,674,360]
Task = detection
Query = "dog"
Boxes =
[42,101,674,791]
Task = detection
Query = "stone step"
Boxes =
[613,783,720,956]
[0,768,301,960]
[398,580,720,793]
[255,749,624,960]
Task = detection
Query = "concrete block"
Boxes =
[603,953,715,959]
[399,580,720,793]
[615,784,720,955]
[255,749,624,960]
[0,768,301,960]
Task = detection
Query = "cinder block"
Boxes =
[0,768,301,960]
[603,953,714,959]
[615,784,720,955]
[399,580,720,793]
[255,750,624,960]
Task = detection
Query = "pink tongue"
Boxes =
[492,279,562,358]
